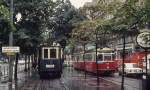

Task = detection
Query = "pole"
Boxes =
[83,43,86,79]
[121,33,126,90]
[8,0,14,82]
[145,49,148,89]
[96,32,99,85]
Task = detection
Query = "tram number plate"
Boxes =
[46,64,54,68]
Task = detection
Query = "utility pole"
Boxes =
[8,0,14,82]
[121,33,126,90]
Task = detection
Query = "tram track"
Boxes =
[20,76,70,90]
[101,76,140,90]
[59,77,70,90]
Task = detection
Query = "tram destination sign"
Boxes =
[2,46,20,53]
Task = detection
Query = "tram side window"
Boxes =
[44,49,48,58]
[97,54,103,61]
[85,54,92,61]
[50,49,56,58]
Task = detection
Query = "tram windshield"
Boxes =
[97,53,114,61]
[44,49,48,58]
[50,49,56,58]
[104,55,111,61]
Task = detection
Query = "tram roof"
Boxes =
[97,47,113,52]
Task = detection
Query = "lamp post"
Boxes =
[121,32,126,90]
[8,0,14,82]
[95,28,101,86]
[95,31,99,85]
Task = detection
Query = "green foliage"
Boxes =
[0,0,11,45]
[70,0,150,46]
[13,0,57,54]
[0,4,9,20]
[12,0,83,53]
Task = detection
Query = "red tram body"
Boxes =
[73,48,150,75]
[73,48,118,75]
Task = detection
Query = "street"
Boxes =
[0,66,142,90]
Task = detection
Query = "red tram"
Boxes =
[73,48,118,75]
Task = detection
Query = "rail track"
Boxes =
[101,76,141,90]
[20,77,70,90]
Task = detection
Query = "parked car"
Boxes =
[118,63,143,76]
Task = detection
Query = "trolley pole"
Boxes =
[8,0,14,82]
[121,33,126,90]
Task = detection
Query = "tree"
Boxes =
[0,0,11,45]
[70,0,122,46]
[13,0,57,54]
[48,0,85,48]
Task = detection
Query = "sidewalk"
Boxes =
[0,69,34,90]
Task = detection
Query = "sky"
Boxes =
[69,0,92,8]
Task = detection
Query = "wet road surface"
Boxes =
[18,67,121,90]
[102,75,142,90]
[0,67,141,90]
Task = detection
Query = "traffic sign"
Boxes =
[2,46,20,53]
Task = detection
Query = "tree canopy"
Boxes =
[70,0,150,47]
[0,0,85,54]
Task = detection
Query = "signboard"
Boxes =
[2,46,20,53]
[136,32,150,49]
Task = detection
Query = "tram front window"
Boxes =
[44,49,48,58]
[104,56,111,61]
[50,49,56,58]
